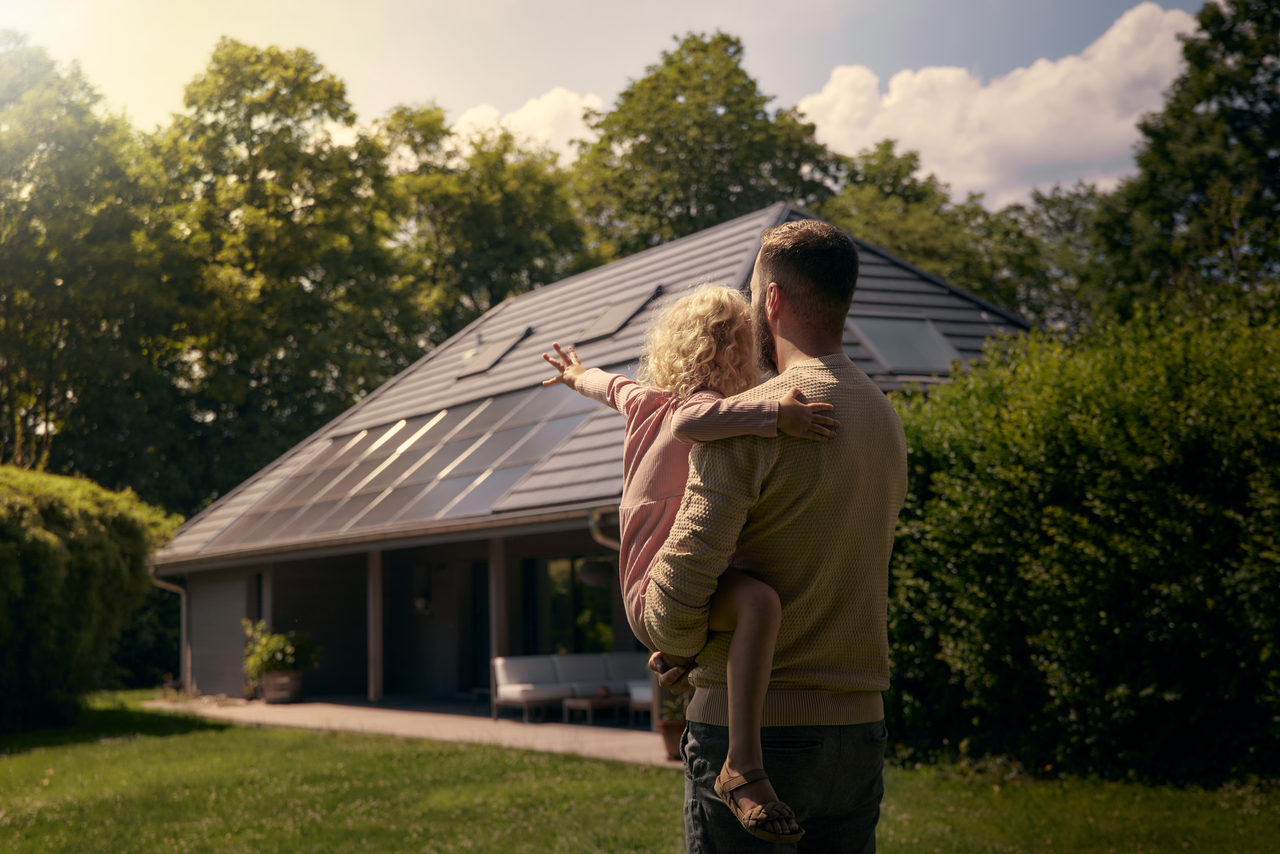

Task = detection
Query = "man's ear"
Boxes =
[766,282,784,323]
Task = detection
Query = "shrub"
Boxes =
[242,619,321,688]
[0,467,180,730]
[887,317,1280,783]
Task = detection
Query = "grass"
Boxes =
[0,691,1276,853]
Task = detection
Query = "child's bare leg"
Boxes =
[708,568,798,837]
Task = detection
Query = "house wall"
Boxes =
[189,566,264,696]
[184,522,640,700]
[382,541,488,698]
[273,554,366,696]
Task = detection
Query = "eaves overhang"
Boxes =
[151,497,622,576]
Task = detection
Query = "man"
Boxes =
[644,219,908,852]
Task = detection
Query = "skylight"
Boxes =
[848,316,962,375]
[456,326,533,379]
[575,286,663,345]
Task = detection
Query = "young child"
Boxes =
[541,285,838,844]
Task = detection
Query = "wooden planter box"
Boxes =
[263,671,303,704]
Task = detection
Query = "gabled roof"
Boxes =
[153,204,1027,572]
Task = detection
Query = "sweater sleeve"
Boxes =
[575,368,642,414]
[642,434,777,658]
[669,391,778,444]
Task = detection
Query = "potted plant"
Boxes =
[242,619,322,703]
[657,692,688,761]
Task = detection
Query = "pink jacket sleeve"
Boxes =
[669,390,778,444]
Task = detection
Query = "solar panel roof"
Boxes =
[153,204,1029,572]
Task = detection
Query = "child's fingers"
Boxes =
[541,352,565,372]
[805,401,835,412]
[811,414,840,428]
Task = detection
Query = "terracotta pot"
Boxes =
[657,718,685,761]
[263,670,302,704]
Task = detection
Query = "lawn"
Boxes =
[1,691,1276,853]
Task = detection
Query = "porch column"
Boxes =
[367,550,384,702]
[488,538,509,658]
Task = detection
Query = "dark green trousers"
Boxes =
[681,720,887,853]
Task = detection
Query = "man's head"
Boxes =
[750,220,860,373]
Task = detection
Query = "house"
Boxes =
[150,203,1029,700]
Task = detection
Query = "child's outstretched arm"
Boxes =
[670,388,840,444]
[541,342,651,416]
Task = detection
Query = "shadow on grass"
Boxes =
[0,692,230,756]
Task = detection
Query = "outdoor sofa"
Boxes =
[491,652,650,722]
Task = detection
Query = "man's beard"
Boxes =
[753,295,778,376]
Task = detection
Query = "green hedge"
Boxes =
[887,317,1280,783]
[0,467,179,730]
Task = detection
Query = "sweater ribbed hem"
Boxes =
[686,687,885,727]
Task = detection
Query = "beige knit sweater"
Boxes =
[642,353,908,727]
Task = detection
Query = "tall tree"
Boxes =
[383,107,589,345]
[0,33,187,497]
[1095,0,1280,314]
[149,39,423,511]
[575,31,838,257]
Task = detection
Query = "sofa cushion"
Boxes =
[551,654,609,684]
[627,679,652,703]
[496,683,575,702]
[603,651,650,682]
[493,655,557,687]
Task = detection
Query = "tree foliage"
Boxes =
[383,107,588,345]
[888,318,1280,783]
[0,34,182,487]
[1096,0,1280,315]
[0,466,180,729]
[820,141,1102,329]
[575,31,838,257]
[144,38,425,510]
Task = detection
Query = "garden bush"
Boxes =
[0,467,179,730]
[887,316,1280,783]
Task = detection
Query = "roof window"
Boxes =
[576,285,663,345]
[456,326,532,379]
[847,315,961,375]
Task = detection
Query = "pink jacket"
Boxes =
[577,368,777,648]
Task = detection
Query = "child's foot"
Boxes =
[717,760,801,838]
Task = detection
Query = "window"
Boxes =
[575,286,663,345]
[847,315,962,375]
[522,556,617,655]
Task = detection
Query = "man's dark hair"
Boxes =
[758,220,859,337]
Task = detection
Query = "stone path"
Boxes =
[142,698,680,768]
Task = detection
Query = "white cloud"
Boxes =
[452,87,603,164]
[798,2,1197,207]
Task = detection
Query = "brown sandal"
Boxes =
[713,767,805,844]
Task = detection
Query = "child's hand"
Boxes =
[648,651,694,694]
[541,342,588,391]
[777,388,839,441]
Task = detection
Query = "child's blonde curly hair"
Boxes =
[637,285,760,399]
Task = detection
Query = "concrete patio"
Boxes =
[142,696,680,767]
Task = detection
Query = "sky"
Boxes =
[1,0,1205,207]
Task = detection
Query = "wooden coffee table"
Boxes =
[562,695,631,725]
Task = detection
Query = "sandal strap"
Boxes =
[742,801,796,827]
[716,767,769,794]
